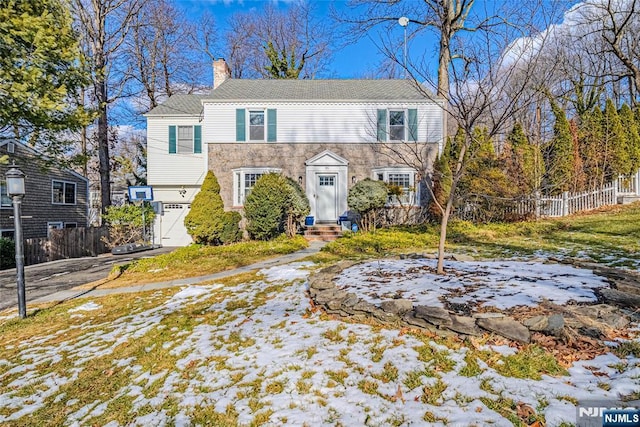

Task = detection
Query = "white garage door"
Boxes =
[160,203,193,246]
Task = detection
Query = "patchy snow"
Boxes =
[0,260,637,426]
[68,302,102,313]
[335,259,609,311]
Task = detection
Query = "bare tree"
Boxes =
[71,0,143,213]
[569,0,640,106]
[222,2,334,79]
[124,0,207,114]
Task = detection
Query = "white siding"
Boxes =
[202,102,444,145]
[147,116,207,187]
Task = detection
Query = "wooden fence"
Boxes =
[24,227,110,266]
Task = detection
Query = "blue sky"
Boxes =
[174,0,429,79]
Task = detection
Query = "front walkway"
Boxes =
[30,241,326,306]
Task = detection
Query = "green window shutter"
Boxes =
[193,125,202,153]
[267,109,277,142]
[236,109,246,142]
[408,109,418,142]
[168,125,176,153]
[377,109,387,142]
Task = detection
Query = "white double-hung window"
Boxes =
[373,168,418,205]
[232,167,282,206]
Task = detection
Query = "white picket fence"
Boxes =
[526,170,640,218]
[457,170,640,221]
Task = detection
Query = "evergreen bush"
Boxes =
[347,178,388,232]
[244,173,290,240]
[284,177,310,237]
[0,237,15,270]
[184,171,240,245]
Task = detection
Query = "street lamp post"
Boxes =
[398,17,409,79]
[6,164,26,318]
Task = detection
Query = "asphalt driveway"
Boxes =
[0,246,176,313]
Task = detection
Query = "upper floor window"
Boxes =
[236,109,277,142]
[377,108,418,142]
[374,168,417,206]
[0,181,11,208]
[249,111,265,141]
[169,125,202,154]
[389,110,406,141]
[52,180,76,205]
[233,167,282,206]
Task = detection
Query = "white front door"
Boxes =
[316,174,338,221]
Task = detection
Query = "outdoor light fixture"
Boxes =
[398,16,409,79]
[352,175,357,184]
[5,164,26,319]
[298,176,303,185]
[178,186,186,198]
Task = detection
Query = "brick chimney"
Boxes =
[213,58,231,90]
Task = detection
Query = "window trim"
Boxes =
[169,125,202,154]
[377,108,418,142]
[372,167,418,206]
[0,229,14,239]
[388,110,406,142]
[248,110,266,142]
[232,167,282,206]
[51,180,77,205]
[1,181,11,208]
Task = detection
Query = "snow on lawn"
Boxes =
[0,261,638,426]
[335,259,610,311]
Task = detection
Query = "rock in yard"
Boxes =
[523,314,565,336]
[309,277,335,290]
[414,305,453,327]
[523,315,548,331]
[341,293,360,308]
[449,315,482,336]
[315,289,347,305]
[352,300,377,314]
[381,299,413,315]
[477,317,531,343]
[452,254,474,262]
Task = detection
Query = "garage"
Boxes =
[157,203,193,246]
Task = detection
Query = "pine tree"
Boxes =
[545,102,575,194]
[619,103,640,174]
[579,106,606,189]
[0,0,91,140]
[503,123,544,195]
[602,99,630,177]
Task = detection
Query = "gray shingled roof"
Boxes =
[145,94,207,116]
[203,79,433,101]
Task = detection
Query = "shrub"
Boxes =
[245,173,290,240]
[347,179,388,232]
[0,237,15,270]
[220,211,242,244]
[284,177,310,237]
[184,171,240,245]
[102,203,155,248]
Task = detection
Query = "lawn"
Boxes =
[1,205,639,425]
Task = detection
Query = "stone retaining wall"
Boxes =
[308,259,636,344]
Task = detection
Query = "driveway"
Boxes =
[0,246,176,313]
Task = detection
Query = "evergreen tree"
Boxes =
[429,138,453,219]
[0,0,91,141]
[569,119,587,192]
[619,103,640,174]
[545,102,575,194]
[502,123,543,195]
[602,99,630,177]
[264,41,304,79]
[184,171,240,245]
[579,106,606,188]
[458,128,515,222]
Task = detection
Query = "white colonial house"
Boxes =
[146,59,445,246]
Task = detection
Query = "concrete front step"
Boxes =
[304,224,343,242]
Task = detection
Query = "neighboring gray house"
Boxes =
[146,59,446,246]
[0,141,89,240]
